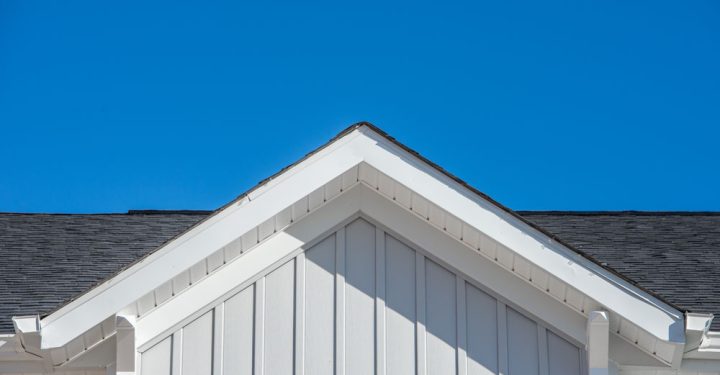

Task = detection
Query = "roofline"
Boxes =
[29,121,691,357]
[37,121,686,320]
[37,122,370,319]
[355,122,687,313]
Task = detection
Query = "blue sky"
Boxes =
[1,1,718,213]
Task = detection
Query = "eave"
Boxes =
[9,123,696,368]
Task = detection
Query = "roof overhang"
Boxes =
[16,123,697,367]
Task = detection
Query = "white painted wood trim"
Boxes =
[171,330,182,375]
[456,276,467,375]
[497,302,509,375]
[335,227,346,375]
[37,126,683,366]
[134,186,363,349]
[212,303,224,375]
[40,131,365,348]
[375,228,387,375]
[358,185,588,345]
[354,183,681,364]
[588,311,610,375]
[357,128,683,342]
[294,252,306,375]
[416,252,427,375]
[115,316,135,375]
[538,325,549,375]
[131,183,677,370]
[253,278,265,375]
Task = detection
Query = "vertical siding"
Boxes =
[507,307,540,375]
[141,218,587,375]
[344,219,376,375]
[385,235,416,375]
[466,283,498,375]
[223,285,254,375]
[425,260,457,375]
[304,235,336,375]
[548,331,582,375]
[262,260,295,375]
[140,336,171,375]
[181,311,213,375]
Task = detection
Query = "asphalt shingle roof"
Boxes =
[0,211,207,332]
[519,211,720,331]
[0,210,718,332]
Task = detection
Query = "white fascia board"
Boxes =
[136,184,588,350]
[39,130,366,349]
[354,127,684,342]
[38,124,684,350]
[355,186,589,344]
[136,185,364,349]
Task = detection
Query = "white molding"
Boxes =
[212,304,224,375]
[538,325,549,375]
[354,162,682,364]
[497,302,509,375]
[357,128,684,342]
[587,311,610,375]
[130,183,681,367]
[134,185,363,349]
[456,276,467,375]
[253,278,265,375]
[115,315,135,375]
[27,125,689,368]
[335,226,346,375]
[294,252,306,375]
[415,252,427,375]
[170,330,182,375]
[358,185,588,344]
[40,131,365,348]
[375,228,387,375]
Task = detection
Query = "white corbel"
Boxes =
[587,311,610,375]
[115,315,136,375]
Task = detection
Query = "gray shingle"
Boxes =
[519,211,720,331]
[0,210,718,333]
[0,212,207,332]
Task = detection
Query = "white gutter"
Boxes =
[11,315,42,357]
[684,313,720,360]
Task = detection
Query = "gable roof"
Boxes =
[0,122,705,364]
[1,210,718,332]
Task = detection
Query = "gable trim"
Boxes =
[133,184,680,367]
[30,124,687,368]
[38,130,366,349]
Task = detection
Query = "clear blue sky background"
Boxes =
[1,1,718,213]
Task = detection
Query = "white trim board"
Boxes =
[133,184,680,367]
[30,124,686,366]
